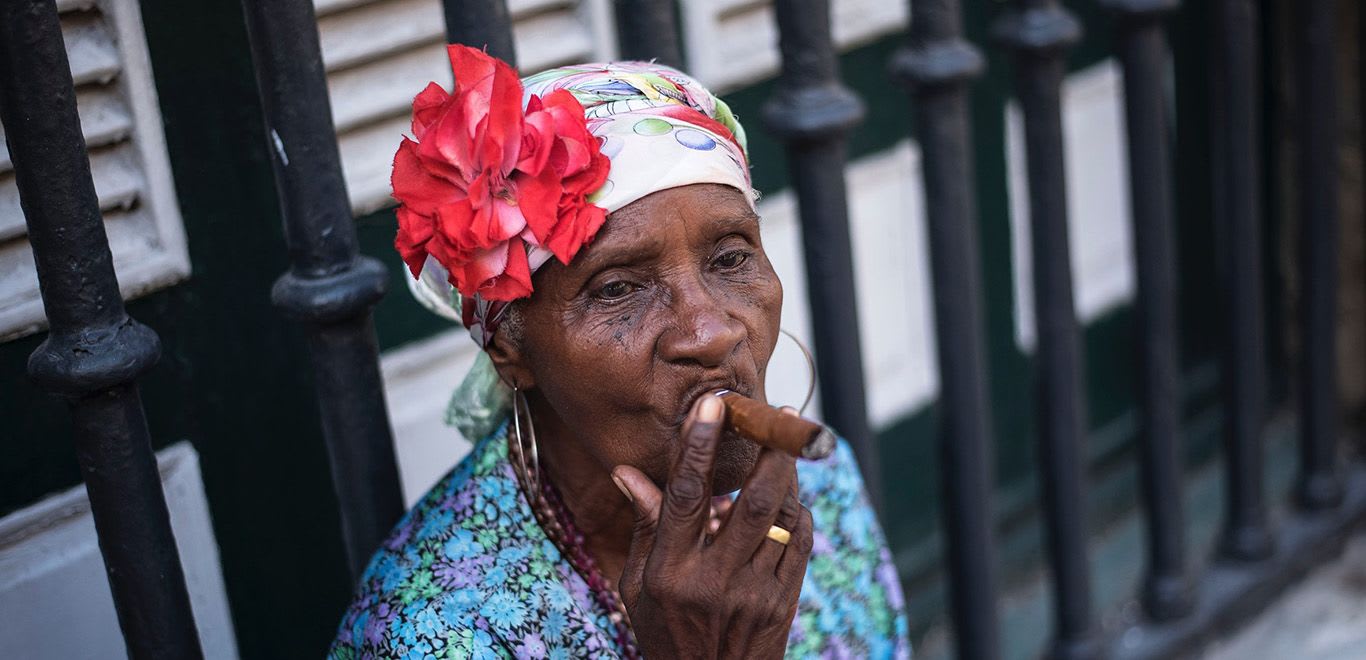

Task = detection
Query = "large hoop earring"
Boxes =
[510,384,541,496]
[779,328,817,415]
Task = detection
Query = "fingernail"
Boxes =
[699,395,723,422]
[612,473,633,503]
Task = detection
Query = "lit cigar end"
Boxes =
[802,427,837,460]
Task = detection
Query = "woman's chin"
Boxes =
[711,428,762,495]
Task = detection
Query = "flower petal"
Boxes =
[392,138,463,215]
[489,197,528,242]
[394,206,435,277]
[479,237,534,301]
[411,82,450,137]
[514,166,563,245]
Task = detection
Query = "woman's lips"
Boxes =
[674,378,750,427]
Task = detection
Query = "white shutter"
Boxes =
[318,0,618,215]
[0,0,190,341]
[680,0,908,93]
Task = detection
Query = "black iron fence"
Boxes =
[2,0,1363,658]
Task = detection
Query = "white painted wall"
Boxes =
[0,442,238,659]
[1007,59,1136,351]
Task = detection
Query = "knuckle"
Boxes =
[665,477,708,516]
[732,585,764,612]
[632,510,659,534]
[793,527,815,556]
[678,442,715,475]
[741,491,781,523]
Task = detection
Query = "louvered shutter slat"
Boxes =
[0,0,188,340]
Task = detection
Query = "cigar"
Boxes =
[714,390,837,460]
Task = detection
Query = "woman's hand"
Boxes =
[611,396,814,659]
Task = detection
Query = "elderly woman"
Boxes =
[330,46,909,659]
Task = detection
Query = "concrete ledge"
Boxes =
[0,441,238,659]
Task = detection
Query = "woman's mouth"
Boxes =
[675,378,750,427]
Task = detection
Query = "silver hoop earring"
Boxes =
[510,385,541,495]
[779,328,817,415]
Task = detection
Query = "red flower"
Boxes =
[391,45,609,302]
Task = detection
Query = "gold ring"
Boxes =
[765,525,791,545]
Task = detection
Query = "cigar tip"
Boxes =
[802,427,838,460]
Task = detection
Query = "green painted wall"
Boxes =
[0,0,1290,655]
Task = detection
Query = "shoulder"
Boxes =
[791,438,912,659]
[328,431,523,656]
[329,428,620,658]
[795,437,879,539]
[794,437,886,564]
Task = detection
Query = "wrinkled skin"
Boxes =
[486,183,814,658]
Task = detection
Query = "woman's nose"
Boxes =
[658,284,746,368]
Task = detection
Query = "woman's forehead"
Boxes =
[579,185,758,262]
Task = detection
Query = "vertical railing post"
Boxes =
[993,2,1100,658]
[612,0,683,67]
[890,1,1001,658]
[441,0,518,65]
[0,1,203,657]
[1208,0,1274,562]
[1292,0,1344,512]
[761,0,883,506]
[240,0,405,579]
[1102,0,1194,622]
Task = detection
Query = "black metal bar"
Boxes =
[993,3,1099,658]
[890,1,1000,658]
[441,0,518,66]
[612,0,682,67]
[1208,0,1274,562]
[1293,0,1343,512]
[760,0,882,509]
[1103,0,1194,622]
[240,0,405,579]
[0,1,203,657]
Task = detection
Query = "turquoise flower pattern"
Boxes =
[329,423,910,658]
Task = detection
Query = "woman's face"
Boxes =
[493,183,783,493]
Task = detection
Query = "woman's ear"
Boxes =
[485,327,536,391]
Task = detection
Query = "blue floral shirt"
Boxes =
[329,423,910,659]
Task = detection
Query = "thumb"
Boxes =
[612,465,662,604]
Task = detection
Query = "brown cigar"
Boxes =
[715,390,837,460]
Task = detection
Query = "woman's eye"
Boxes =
[715,250,749,270]
[597,280,634,300]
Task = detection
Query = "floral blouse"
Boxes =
[329,422,910,659]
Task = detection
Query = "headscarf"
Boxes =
[401,59,756,440]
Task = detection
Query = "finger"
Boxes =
[708,496,733,536]
[656,394,725,558]
[612,465,663,604]
[711,445,795,564]
[775,504,814,593]
[750,466,802,574]
[779,406,799,417]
